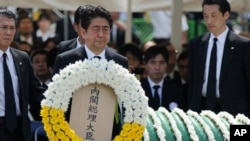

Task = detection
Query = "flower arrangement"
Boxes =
[148,107,166,141]
[173,108,199,141]
[158,107,182,141]
[40,59,148,141]
[187,110,215,141]
[218,111,238,125]
[201,110,229,140]
[236,114,250,124]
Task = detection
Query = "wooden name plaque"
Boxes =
[69,84,116,141]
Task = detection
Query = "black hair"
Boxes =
[0,9,16,25]
[79,5,113,30]
[30,49,48,64]
[17,16,33,27]
[74,6,84,25]
[177,50,189,62]
[202,0,231,14]
[144,45,169,63]
[38,12,52,22]
[118,43,143,64]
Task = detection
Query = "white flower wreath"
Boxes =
[40,59,149,141]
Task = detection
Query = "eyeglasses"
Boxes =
[0,26,16,32]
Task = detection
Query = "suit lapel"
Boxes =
[105,47,114,61]
[10,49,24,79]
[80,46,88,60]
[70,39,78,49]
[220,31,235,84]
[198,33,210,81]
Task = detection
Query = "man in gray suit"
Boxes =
[53,5,128,139]
[0,9,45,141]
[188,0,250,117]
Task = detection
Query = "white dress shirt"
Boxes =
[147,76,164,106]
[0,48,21,116]
[202,27,229,98]
[84,45,106,59]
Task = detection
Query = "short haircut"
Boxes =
[177,50,189,62]
[118,43,143,64]
[17,16,32,27]
[79,5,113,30]
[30,49,48,64]
[202,0,231,14]
[144,45,169,63]
[74,6,84,25]
[0,9,16,25]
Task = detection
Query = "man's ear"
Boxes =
[73,23,78,32]
[224,11,230,20]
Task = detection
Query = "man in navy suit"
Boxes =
[188,0,250,116]
[53,5,128,139]
[140,46,183,111]
[0,9,45,141]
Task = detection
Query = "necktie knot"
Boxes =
[213,38,217,43]
[3,52,7,59]
[93,56,101,59]
[153,85,160,90]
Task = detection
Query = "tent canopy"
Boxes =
[1,0,249,12]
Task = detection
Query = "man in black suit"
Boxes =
[56,6,85,54]
[188,0,250,117]
[140,46,183,111]
[0,9,45,141]
[53,5,128,139]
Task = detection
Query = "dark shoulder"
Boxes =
[57,46,83,59]
[58,38,76,46]
[10,47,29,58]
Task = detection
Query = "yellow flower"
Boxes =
[49,108,58,117]
[50,117,58,125]
[123,122,131,131]
[113,135,123,141]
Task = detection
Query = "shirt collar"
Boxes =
[0,48,12,59]
[210,26,229,45]
[147,76,164,89]
[84,45,106,59]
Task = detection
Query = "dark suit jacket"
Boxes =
[189,31,250,117]
[9,48,45,141]
[56,17,77,42]
[52,46,128,138]
[54,46,128,75]
[57,38,78,54]
[140,77,183,111]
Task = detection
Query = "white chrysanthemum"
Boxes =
[159,107,182,141]
[187,110,215,141]
[148,107,166,141]
[201,110,229,140]
[236,114,250,124]
[173,108,199,141]
[218,111,238,125]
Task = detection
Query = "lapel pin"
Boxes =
[231,47,235,50]
[19,62,22,66]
